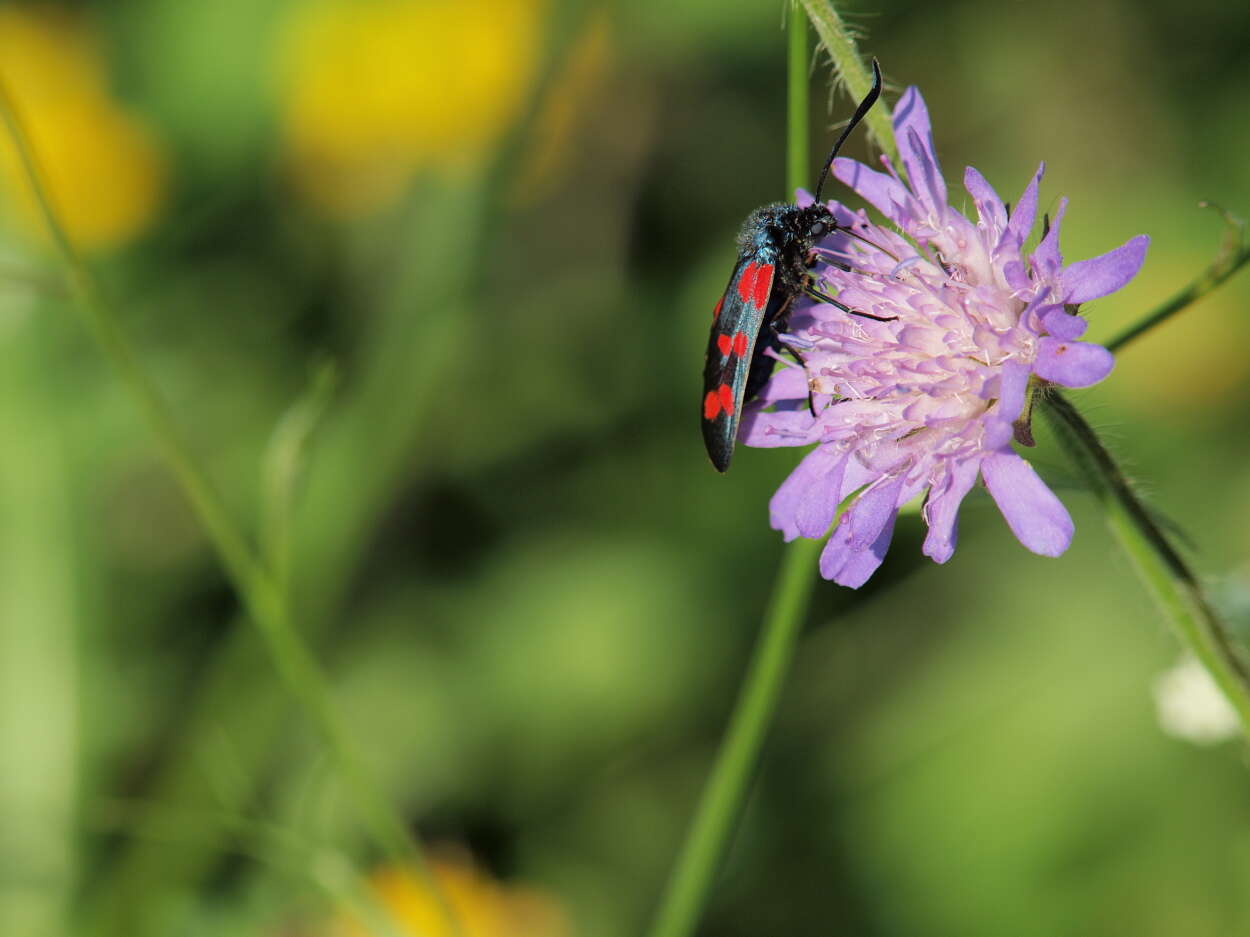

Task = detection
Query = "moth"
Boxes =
[701,59,888,472]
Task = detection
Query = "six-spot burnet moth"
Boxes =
[701,59,888,473]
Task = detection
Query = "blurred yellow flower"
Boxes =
[335,852,570,937]
[277,0,543,216]
[0,6,166,250]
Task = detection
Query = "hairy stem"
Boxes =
[1041,392,1250,740]
[797,0,897,163]
[1108,204,1249,352]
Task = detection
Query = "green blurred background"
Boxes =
[1,1,1249,935]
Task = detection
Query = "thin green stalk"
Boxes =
[797,0,896,164]
[1107,206,1249,352]
[646,538,824,937]
[783,0,817,355]
[786,6,809,194]
[0,79,266,616]
[0,74,463,937]
[1041,392,1250,739]
[646,18,828,937]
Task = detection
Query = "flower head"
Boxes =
[743,87,1149,587]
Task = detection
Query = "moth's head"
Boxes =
[786,202,836,246]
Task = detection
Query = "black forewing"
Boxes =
[701,253,780,472]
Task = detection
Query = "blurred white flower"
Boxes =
[1153,655,1238,745]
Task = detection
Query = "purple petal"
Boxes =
[820,506,899,588]
[845,473,905,550]
[1033,337,1114,388]
[982,360,1031,449]
[922,457,981,563]
[795,187,815,208]
[1000,163,1044,252]
[739,409,817,447]
[827,201,859,229]
[964,166,1008,235]
[832,158,912,227]
[1001,260,1031,292]
[756,365,809,403]
[905,128,947,216]
[981,451,1074,557]
[1039,306,1088,340]
[839,455,879,501]
[1016,286,1053,334]
[893,87,947,211]
[1061,234,1149,304]
[996,360,1032,421]
[769,447,848,541]
[1030,197,1068,281]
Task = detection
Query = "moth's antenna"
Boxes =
[812,58,883,204]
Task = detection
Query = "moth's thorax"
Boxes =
[736,202,834,291]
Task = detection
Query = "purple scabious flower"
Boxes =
[742,87,1149,588]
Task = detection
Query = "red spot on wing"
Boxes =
[713,295,724,320]
[717,383,735,415]
[716,333,732,356]
[733,331,748,357]
[735,261,774,310]
[752,263,774,309]
[703,390,722,420]
[736,261,759,304]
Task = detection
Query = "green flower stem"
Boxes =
[1107,207,1249,353]
[0,75,463,937]
[786,6,809,194]
[797,0,897,164]
[646,17,833,936]
[1041,392,1250,738]
[645,538,824,937]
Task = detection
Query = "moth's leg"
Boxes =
[785,348,818,417]
[769,324,818,417]
[803,283,897,322]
